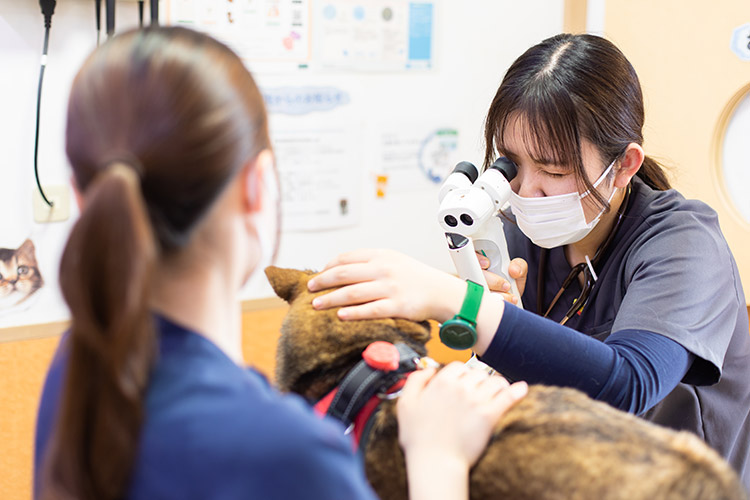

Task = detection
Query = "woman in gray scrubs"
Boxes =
[309,34,750,489]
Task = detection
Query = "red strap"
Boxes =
[313,376,410,447]
[313,388,337,416]
[351,377,407,444]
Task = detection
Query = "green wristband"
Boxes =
[439,280,484,350]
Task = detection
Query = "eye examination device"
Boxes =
[437,158,523,308]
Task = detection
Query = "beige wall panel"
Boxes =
[605,0,750,302]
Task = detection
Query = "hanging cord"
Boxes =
[150,0,159,25]
[95,0,102,45]
[106,0,115,39]
[34,0,57,208]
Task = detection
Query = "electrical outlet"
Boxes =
[33,185,71,223]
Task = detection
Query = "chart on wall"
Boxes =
[312,0,434,71]
[164,0,434,72]
[165,0,312,68]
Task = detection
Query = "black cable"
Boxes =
[95,0,102,44]
[35,0,57,208]
[150,0,159,26]
[138,0,144,28]
[106,0,115,38]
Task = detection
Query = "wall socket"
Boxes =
[33,185,71,223]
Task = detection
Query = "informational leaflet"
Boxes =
[378,125,459,194]
[272,127,361,231]
[313,0,434,71]
[165,0,434,72]
[164,0,311,68]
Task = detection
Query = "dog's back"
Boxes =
[471,385,745,500]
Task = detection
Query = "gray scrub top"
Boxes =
[505,175,750,488]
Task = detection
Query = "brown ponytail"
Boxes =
[43,164,156,500]
[638,155,671,191]
[41,26,271,500]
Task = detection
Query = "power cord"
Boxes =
[106,0,115,39]
[34,0,57,208]
[95,0,102,44]
[150,0,159,25]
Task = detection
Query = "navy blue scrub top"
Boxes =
[502,176,750,488]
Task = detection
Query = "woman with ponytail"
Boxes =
[309,33,750,489]
[34,27,527,500]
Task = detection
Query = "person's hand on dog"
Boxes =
[476,253,528,304]
[397,362,528,500]
[309,248,462,323]
[308,248,507,356]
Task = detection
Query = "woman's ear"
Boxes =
[614,143,644,188]
[242,149,276,214]
[71,176,84,210]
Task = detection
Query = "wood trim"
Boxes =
[0,321,68,343]
[0,297,288,343]
[241,296,287,312]
[564,0,588,33]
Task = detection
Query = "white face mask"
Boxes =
[509,159,617,249]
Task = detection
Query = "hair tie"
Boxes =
[104,154,144,180]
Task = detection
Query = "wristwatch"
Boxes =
[439,280,484,350]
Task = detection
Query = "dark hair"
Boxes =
[43,27,271,500]
[484,33,670,210]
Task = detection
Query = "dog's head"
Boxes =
[265,266,432,399]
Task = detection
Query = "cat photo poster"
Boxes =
[0,238,45,317]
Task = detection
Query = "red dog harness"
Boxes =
[313,341,422,449]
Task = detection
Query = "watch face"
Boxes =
[439,320,477,350]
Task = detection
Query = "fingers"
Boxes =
[483,269,511,293]
[311,280,383,308]
[483,271,519,305]
[309,249,398,291]
[476,252,490,270]
[485,381,528,418]
[319,249,385,272]
[398,362,528,468]
[308,262,376,292]
[508,258,528,280]
[336,299,400,320]
[430,362,507,395]
[401,367,436,398]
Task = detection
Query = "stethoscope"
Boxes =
[536,183,632,326]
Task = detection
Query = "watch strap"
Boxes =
[456,279,483,325]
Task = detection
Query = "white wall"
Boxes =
[0,0,564,327]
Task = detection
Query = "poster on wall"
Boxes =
[312,0,434,71]
[164,0,312,70]
[0,237,46,320]
[272,126,362,231]
[0,219,75,330]
[164,0,434,72]
[376,124,460,196]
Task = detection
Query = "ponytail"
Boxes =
[636,155,671,191]
[42,163,157,500]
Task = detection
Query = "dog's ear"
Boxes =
[265,266,314,303]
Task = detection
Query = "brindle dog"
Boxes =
[265,266,746,500]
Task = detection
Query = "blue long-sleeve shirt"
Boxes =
[480,303,692,415]
[34,317,378,500]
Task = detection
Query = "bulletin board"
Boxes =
[604,0,750,303]
[164,0,568,302]
[0,0,565,329]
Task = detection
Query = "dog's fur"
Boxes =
[266,266,747,500]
